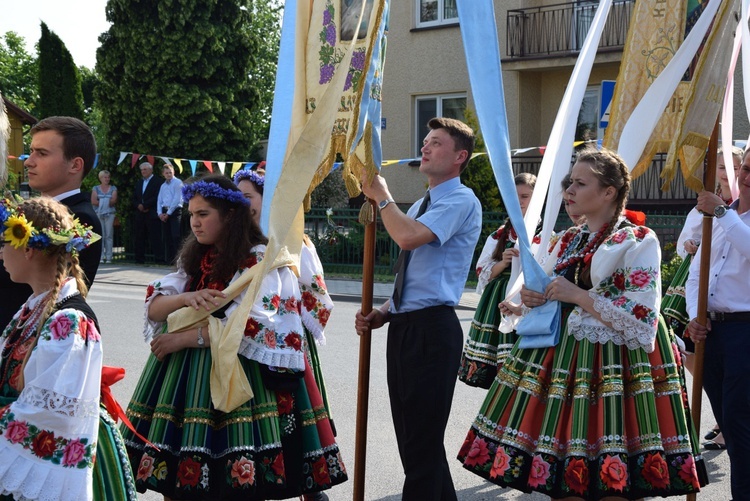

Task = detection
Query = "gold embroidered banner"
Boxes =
[304,0,388,206]
[663,0,740,192]
[603,0,690,177]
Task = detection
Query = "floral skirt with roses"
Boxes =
[121,346,346,500]
[458,314,707,500]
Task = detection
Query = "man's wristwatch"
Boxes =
[713,204,730,218]
[378,198,395,211]
[197,326,205,346]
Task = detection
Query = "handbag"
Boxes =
[516,299,561,349]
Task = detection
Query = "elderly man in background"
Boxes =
[157,163,183,264]
[132,161,164,264]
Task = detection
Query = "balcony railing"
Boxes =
[512,153,695,207]
[506,0,635,58]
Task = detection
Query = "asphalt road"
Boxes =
[89,282,731,500]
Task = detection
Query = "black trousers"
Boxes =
[162,209,182,264]
[386,305,462,501]
[134,211,163,263]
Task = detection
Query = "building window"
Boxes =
[415,94,466,156]
[416,0,458,28]
[576,86,599,141]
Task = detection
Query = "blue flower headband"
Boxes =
[182,180,250,206]
[233,169,265,188]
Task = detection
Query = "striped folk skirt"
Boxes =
[458,314,707,500]
[661,255,693,350]
[93,407,138,501]
[459,273,514,389]
[121,347,346,500]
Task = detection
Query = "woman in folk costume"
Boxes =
[121,175,345,501]
[458,148,706,499]
[0,197,136,501]
[662,146,740,451]
[458,173,540,388]
[234,168,336,438]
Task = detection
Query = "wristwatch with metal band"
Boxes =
[714,204,729,218]
[378,198,395,211]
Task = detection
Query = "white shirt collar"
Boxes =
[52,188,81,202]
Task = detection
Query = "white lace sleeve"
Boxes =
[143,269,189,342]
[475,233,500,294]
[567,226,661,352]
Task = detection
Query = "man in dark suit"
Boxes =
[132,162,164,263]
[0,116,102,328]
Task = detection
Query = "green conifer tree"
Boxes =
[37,22,84,119]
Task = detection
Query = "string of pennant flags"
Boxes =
[6,139,642,174]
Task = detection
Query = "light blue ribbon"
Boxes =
[457,0,559,345]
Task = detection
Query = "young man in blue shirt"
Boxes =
[356,117,482,500]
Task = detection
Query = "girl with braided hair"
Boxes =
[459,172,541,388]
[0,197,136,501]
[458,148,706,499]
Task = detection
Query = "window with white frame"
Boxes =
[415,94,467,156]
[416,0,458,28]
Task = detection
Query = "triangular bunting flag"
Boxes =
[217,161,225,174]
[203,160,213,172]
[189,160,198,175]
[173,158,184,174]
[131,153,140,169]
[117,152,128,165]
[146,155,155,166]
[230,162,243,177]
[93,153,100,170]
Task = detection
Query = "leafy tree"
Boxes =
[310,169,351,209]
[461,108,502,211]
[0,31,38,116]
[37,22,84,119]
[248,1,282,140]
[79,66,98,117]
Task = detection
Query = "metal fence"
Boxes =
[112,207,687,280]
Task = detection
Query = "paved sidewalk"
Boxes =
[94,262,481,310]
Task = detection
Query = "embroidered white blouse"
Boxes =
[0,280,101,501]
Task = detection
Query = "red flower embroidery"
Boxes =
[600,455,627,492]
[302,291,318,311]
[277,392,293,414]
[284,332,302,351]
[642,452,670,489]
[317,308,331,327]
[49,314,74,341]
[242,254,259,269]
[613,272,626,291]
[634,227,648,240]
[633,304,650,320]
[475,266,483,278]
[230,456,255,486]
[463,438,490,467]
[458,429,476,458]
[314,275,327,291]
[62,439,87,467]
[611,231,627,244]
[271,453,285,476]
[678,456,700,489]
[533,235,542,244]
[629,269,651,288]
[270,295,281,309]
[264,330,277,349]
[31,429,56,457]
[137,454,156,482]
[244,318,260,338]
[284,297,298,313]
[564,457,589,495]
[527,454,551,489]
[312,456,331,485]
[489,447,511,479]
[177,457,202,487]
[5,420,29,443]
[145,284,155,302]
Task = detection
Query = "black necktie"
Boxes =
[391,190,430,310]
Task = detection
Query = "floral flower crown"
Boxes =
[233,169,265,188]
[182,180,250,206]
[0,197,101,255]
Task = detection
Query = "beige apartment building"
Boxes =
[379,0,748,211]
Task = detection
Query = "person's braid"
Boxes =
[70,254,88,298]
[36,252,68,336]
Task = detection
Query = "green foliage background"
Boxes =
[38,22,84,119]
[460,108,503,212]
